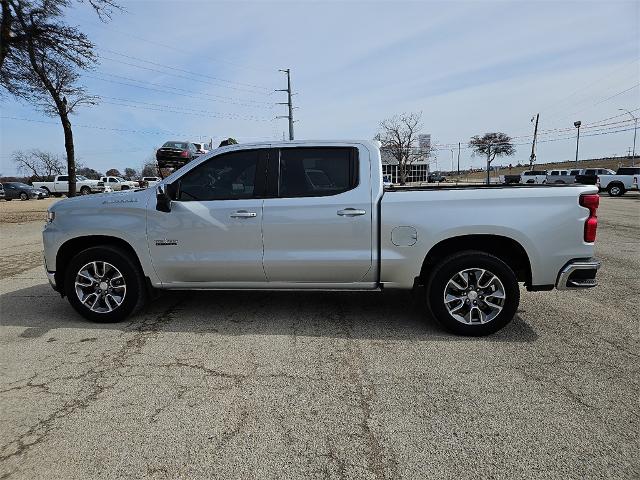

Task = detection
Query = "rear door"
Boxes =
[261,145,373,283]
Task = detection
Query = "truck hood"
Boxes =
[49,188,153,213]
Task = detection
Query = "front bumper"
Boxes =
[556,258,601,290]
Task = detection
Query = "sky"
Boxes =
[1,0,639,176]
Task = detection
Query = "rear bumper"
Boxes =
[556,258,601,290]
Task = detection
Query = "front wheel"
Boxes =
[425,251,520,336]
[64,246,147,322]
[19,192,28,201]
[80,186,91,195]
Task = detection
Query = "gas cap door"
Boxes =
[391,226,418,246]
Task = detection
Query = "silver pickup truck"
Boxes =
[43,140,601,336]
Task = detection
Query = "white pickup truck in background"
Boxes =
[42,140,602,336]
[32,175,104,196]
[99,176,139,191]
[596,166,640,196]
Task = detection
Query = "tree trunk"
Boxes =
[0,0,11,72]
[399,162,407,185]
[486,147,491,185]
[60,112,76,197]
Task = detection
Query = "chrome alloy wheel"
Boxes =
[74,261,127,313]
[443,268,506,325]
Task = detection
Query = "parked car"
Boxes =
[32,175,104,196]
[99,176,139,191]
[192,143,210,156]
[3,182,49,200]
[596,166,640,196]
[156,141,197,169]
[141,177,161,188]
[427,172,446,182]
[502,174,521,184]
[43,140,601,337]
[0,183,5,200]
[520,170,547,184]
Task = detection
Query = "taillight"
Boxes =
[180,150,189,158]
[580,193,599,243]
[596,175,600,187]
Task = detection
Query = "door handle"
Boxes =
[230,210,257,218]
[337,208,366,217]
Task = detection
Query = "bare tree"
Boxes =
[12,149,65,180]
[105,168,121,177]
[376,112,429,185]
[469,132,515,184]
[140,161,159,178]
[123,167,137,180]
[1,0,119,73]
[1,0,119,196]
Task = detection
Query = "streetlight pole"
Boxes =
[618,108,637,165]
[574,121,581,164]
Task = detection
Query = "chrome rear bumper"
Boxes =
[556,258,601,290]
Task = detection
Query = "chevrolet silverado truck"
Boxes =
[42,140,601,336]
[33,175,104,196]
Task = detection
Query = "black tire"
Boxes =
[80,186,91,195]
[121,185,129,190]
[19,192,28,201]
[5,198,11,201]
[425,251,520,336]
[64,245,147,323]
[607,183,625,197]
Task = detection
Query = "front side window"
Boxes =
[584,169,595,175]
[278,147,357,197]
[58,176,68,181]
[177,150,259,201]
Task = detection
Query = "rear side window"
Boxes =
[617,167,640,175]
[177,150,260,201]
[57,176,68,181]
[570,170,580,175]
[278,147,358,197]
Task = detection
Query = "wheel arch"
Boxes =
[55,235,145,295]
[419,234,532,286]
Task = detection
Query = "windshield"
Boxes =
[117,177,126,182]
[76,175,87,181]
[162,141,188,149]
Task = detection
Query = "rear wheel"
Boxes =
[64,246,147,322]
[607,183,625,197]
[425,251,520,336]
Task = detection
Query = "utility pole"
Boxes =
[276,69,294,140]
[574,120,582,164]
[529,113,539,170]
[618,108,637,165]
[457,142,461,176]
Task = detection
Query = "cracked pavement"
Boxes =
[0,195,638,479]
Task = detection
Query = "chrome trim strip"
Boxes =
[556,258,601,290]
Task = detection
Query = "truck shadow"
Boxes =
[1,284,538,343]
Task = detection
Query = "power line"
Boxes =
[66,15,275,74]
[98,51,274,95]
[100,98,274,122]
[84,73,275,108]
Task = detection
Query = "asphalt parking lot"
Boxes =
[0,194,638,479]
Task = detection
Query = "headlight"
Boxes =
[46,211,55,223]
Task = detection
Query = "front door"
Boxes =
[262,146,373,283]
[147,149,267,284]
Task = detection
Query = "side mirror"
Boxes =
[156,185,172,212]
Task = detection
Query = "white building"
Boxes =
[380,141,432,184]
